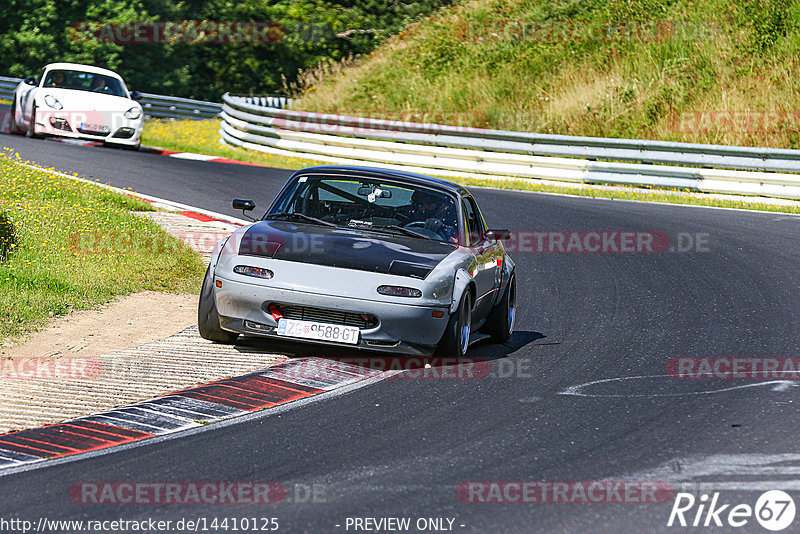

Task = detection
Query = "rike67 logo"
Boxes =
[668,490,796,531]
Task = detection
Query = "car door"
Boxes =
[462,195,500,320]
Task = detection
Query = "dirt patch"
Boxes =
[0,210,285,434]
[0,291,288,434]
[2,291,197,360]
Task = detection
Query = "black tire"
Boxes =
[27,104,44,139]
[9,99,22,135]
[436,290,472,358]
[198,266,239,344]
[484,273,516,343]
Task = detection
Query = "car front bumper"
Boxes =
[214,276,451,356]
[34,113,142,145]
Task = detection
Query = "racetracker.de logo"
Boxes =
[268,109,486,135]
[68,230,231,256]
[278,357,491,380]
[670,110,800,134]
[0,357,103,380]
[70,482,287,505]
[454,19,715,43]
[667,357,800,380]
[68,21,285,44]
[456,481,674,503]
[503,231,709,253]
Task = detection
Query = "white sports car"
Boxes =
[9,62,144,149]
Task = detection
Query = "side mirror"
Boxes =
[486,228,511,240]
[24,77,37,86]
[130,90,142,100]
[233,199,256,211]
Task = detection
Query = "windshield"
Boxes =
[268,175,460,242]
[42,69,127,98]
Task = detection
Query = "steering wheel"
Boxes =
[404,220,445,240]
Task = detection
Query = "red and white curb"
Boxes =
[10,129,800,213]
[20,161,248,229]
[39,137,274,168]
[18,135,277,169]
[145,148,272,168]
[0,159,390,471]
[0,357,383,470]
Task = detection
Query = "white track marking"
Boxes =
[559,375,800,397]
[167,152,220,161]
[613,454,800,491]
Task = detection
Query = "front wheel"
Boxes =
[198,266,239,344]
[27,105,44,139]
[9,99,23,135]
[436,291,472,357]
[484,273,516,343]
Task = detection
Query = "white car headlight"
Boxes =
[124,106,142,120]
[43,95,63,110]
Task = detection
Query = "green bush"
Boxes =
[735,0,795,53]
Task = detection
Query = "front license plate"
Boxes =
[276,319,359,345]
[80,123,109,133]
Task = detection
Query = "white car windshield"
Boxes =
[42,69,127,97]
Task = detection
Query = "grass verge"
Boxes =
[0,152,207,342]
[140,118,800,214]
[458,177,800,214]
[293,0,800,149]
[142,118,320,170]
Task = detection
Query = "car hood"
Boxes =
[236,220,456,279]
[38,87,136,112]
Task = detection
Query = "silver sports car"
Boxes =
[199,166,516,357]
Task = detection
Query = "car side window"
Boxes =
[462,197,485,245]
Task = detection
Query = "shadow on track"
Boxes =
[226,330,546,378]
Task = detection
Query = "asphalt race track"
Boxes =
[1,135,799,533]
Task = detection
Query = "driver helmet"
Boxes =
[411,190,442,218]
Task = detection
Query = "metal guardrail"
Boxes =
[220,93,800,199]
[0,77,19,101]
[0,76,222,119]
[233,95,292,109]
[138,92,221,119]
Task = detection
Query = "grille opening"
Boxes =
[112,127,135,139]
[77,126,109,137]
[244,320,274,332]
[268,304,378,329]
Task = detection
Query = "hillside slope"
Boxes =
[0,0,455,101]
[293,0,800,148]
